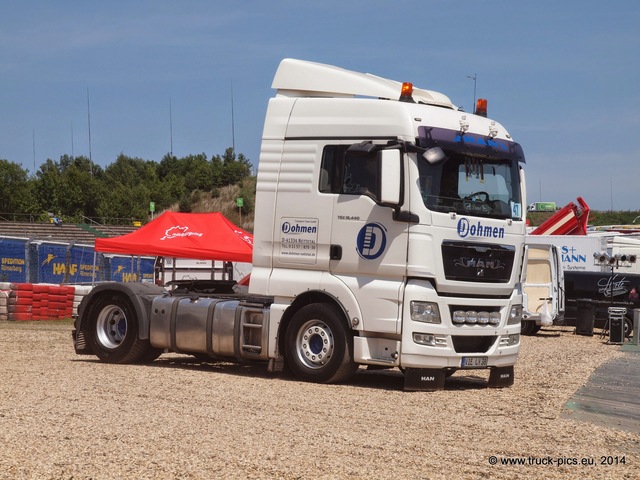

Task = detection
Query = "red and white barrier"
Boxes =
[0,289,9,321]
[0,282,94,321]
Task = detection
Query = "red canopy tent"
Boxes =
[94,211,253,263]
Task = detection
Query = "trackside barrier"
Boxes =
[0,282,94,321]
[0,289,9,320]
[1,237,154,284]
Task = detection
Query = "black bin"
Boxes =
[607,307,627,344]
[609,314,625,344]
[575,299,595,336]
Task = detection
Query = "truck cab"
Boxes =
[250,59,527,388]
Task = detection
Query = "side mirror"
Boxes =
[422,147,446,165]
[379,150,401,205]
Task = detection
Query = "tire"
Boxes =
[87,293,162,364]
[520,320,541,336]
[284,303,358,384]
[624,316,634,338]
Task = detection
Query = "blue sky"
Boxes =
[1,1,639,211]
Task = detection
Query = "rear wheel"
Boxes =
[88,293,162,363]
[284,303,358,384]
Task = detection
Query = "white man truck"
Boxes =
[73,59,527,391]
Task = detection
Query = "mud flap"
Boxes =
[267,357,285,373]
[72,328,93,355]
[488,366,514,388]
[403,368,446,391]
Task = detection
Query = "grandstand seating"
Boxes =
[0,221,139,245]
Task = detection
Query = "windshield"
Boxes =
[418,152,522,219]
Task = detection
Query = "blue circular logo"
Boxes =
[356,223,387,259]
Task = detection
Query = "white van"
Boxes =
[521,243,565,335]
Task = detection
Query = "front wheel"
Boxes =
[284,303,358,384]
[87,293,162,364]
[520,320,541,336]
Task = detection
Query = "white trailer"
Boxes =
[520,234,608,335]
[525,234,609,270]
[609,236,640,275]
[73,59,527,390]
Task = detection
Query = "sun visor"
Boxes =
[418,126,525,163]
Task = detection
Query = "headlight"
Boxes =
[500,333,520,347]
[477,311,490,324]
[413,333,436,346]
[453,310,501,325]
[507,305,522,325]
[466,311,478,324]
[410,301,441,324]
[413,333,447,347]
[452,310,466,324]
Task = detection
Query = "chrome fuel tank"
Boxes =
[149,294,270,360]
[149,295,239,356]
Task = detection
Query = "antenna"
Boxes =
[467,73,477,112]
[71,121,74,159]
[32,129,36,174]
[87,87,93,175]
[539,177,542,202]
[610,177,613,211]
[231,81,235,153]
[169,96,173,156]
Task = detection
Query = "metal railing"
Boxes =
[0,212,143,226]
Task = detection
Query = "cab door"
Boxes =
[321,144,408,334]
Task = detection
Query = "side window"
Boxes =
[319,145,341,193]
[319,145,380,200]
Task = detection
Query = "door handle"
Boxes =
[330,244,342,260]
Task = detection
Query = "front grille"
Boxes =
[442,241,514,283]
[451,335,497,354]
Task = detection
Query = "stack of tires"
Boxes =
[0,282,94,321]
[4,283,36,320]
[0,282,91,321]
[72,285,93,317]
[0,286,9,320]
[38,284,75,319]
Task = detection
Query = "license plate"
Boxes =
[461,356,488,368]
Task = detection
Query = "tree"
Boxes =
[34,159,65,216]
[219,148,252,186]
[182,153,214,192]
[1,147,255,224]
[32,155,103,221]
[157,153,181,179]
[58,155,103,219]
[0,159,34,215]
[97,154,158,221]
[153,172,185,211]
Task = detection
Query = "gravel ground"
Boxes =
[0,320,638,480]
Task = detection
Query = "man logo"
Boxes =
[356,222,387,259]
